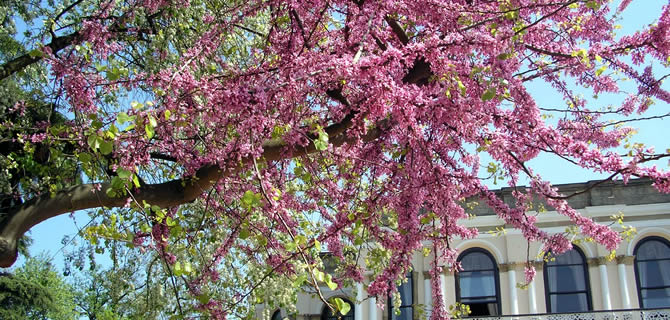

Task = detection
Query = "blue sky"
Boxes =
[11,0,670,270]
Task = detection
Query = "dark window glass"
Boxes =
[635,237,670,309]
[389,272,413,320]
[456,249,500,316]
[549,293,590,313]
[321,298,355,320]
[271,310,282,320]
[544,247,592,313]
[391,306,413,320]
[640,288,670,308]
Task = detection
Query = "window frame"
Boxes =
[633,236,670,309]
[321,297,355,320]
[542,246,593,313]
[455,247,502,316]
[388,271,414,320]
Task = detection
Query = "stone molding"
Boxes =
[615,255,635,265]
[498,261,540,272]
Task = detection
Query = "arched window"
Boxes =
[321,298,354,320]
[456,248,501,316]
[389,272,414,320]
[543,247,592,313]
[634,237,670,308]
[271,310,282,320]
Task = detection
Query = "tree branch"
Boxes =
[0,32,80,81]
[0,41,430,266]
[0,92,389,267]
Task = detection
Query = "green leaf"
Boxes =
[106,68,121,81]
[313,269,325,282]
[314,139,327,151]
[314,130,329,151]
[241,190,261,208]
[197,294,210,304]
[88,134,100,149]
[325,274,338,290]
[99,140,113,155]
[132,175,141,188]
[92,120,103,129]
[111,176,125,189]
[586,0,601,10]
[595,65,607,76]
[295,235,307,246]
[496,52,513,60]
[145,124,155,139]
[420,215,432,224]
[117,112,134,124]
[78,152,92,163]
[292,274,308,287]
[28,48,43,58]
[140,223,152,233]
[481,88,496,101]
[239,228,250,240]
[148,115,158,128]
[333,297,351,315]
[457,79,467,96]
[95,63,106,72]
[166,216,177,227]
[183,261,192,274]
[256,235,268,247]
[117,169,131,179]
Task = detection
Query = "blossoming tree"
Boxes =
[1,0,669,318]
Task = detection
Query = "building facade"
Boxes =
[265,179,670,320]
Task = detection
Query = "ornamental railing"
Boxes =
[463,308,670,320]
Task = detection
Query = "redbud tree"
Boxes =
[1,0,669,318]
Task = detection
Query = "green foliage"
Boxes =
[0,79,80,211]
[0,255,77,320]
[66,244,171,319]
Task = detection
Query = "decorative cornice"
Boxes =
[498,263,513,272]
[587,257,614,266]
[498,261,539,271]
[587,257,599,266]
[615,255,635,265]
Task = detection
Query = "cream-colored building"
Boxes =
[266,179,670,320]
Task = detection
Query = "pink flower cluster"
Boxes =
[38,0,670,317]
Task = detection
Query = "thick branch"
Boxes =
[0,32,79,81]
[0,48,431,267]
[0,94,386,268]
[384,16,409,45]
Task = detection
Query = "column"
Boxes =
[424,272,433,319]
[355,282,363,320]
[528,277,538,314]
[598,258,612,310]
[617,256,632,309]
[440,273,447,306]
[507,266,519,314]
[368,296,377,320]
